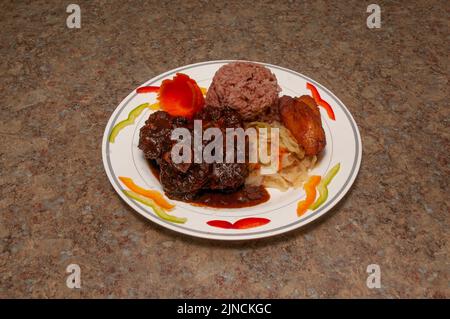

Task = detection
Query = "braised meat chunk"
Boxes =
[159,160,210,200]
[138,111,189,160]
[279,95,326,156]
[194,106,243,131]
[194,107,249,191]
[209,162,248,191]
[138,107,249,200]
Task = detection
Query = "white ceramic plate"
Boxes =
[102,60,362,240]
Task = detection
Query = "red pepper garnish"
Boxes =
[233,217,271,229]
[136,86,160,94]
[207,220,234,229]
[306,82,336,120]
[207,217,270,230]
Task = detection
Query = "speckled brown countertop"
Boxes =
[0,0,448,298]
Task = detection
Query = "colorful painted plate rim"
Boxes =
[102,60,362,240]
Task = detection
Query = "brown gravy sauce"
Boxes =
[147,161,270,208]
[148,160,161,180]
[190,185,270,208]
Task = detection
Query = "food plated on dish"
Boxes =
[102,61,362,240]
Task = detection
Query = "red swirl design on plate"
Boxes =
[207,217,270,229]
